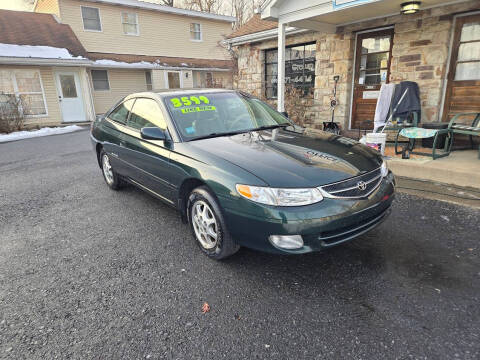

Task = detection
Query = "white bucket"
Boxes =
[365,132,387,155]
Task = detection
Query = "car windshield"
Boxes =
[164,92,291,140]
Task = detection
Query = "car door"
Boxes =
[103,99,135,176]
[121,97,176,203]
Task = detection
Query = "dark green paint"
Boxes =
[91,90,394,254]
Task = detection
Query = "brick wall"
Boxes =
[232,0,479,131]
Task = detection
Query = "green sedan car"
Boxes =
[91,89,395,259]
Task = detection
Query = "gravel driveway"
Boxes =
[0,129,479,359]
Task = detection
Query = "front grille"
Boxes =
[319,207,391,246]
[320,167,382,199]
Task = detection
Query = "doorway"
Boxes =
[351,28,394,129]
[55,71,86,122]
[166,71,181,89]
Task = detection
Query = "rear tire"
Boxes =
[100,150,123,190]
[188,186,239,260]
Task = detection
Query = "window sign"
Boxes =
[264,43,316,99]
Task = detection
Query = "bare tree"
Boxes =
[184,0,221,13]
[231,0,261,29]
[158,0,174,5]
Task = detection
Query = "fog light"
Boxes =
[269,235,304,250]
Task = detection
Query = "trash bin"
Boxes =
[422,122,449,149]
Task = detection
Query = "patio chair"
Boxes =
[394,112,480,160]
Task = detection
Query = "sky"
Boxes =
[0,0,35,11]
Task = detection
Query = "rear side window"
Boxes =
[128,98,166,130]
[108,99,134,125]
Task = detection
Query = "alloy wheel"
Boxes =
[192,200,218,249]
[102,154,114,185]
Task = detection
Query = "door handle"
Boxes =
[120,140,126,147]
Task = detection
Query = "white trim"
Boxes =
[190,22,203,42]
[81,5,103,32]
[91,69,111,91]
[348,26,394,130]
[225,27,309,46]
[121,11,140,36]
[0,57,92,67]
[79,0,235,22]
[438,9,480,121]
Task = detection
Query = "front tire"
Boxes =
[100,150,123,190]
[188,186,239,260]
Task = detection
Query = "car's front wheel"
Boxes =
[188,186,239,260]
[100,150,123,190]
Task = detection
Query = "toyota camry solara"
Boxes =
[91,89,395,259]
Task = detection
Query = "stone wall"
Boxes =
[232,0,479,131]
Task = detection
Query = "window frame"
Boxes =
[81,5,102,32]
[264,42,316,99]
[190,23,202,42]
[121,11,139,36]
[91,69,110,91]
[127,97,167,131]
[0,69,48,118]
[165,71,182,89]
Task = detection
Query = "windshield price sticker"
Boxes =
[181,105,216,114]
[170,96,210,108]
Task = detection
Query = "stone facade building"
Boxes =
[226,1,480,133]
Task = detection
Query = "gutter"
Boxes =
[224,27,310,46]
[0,57,92,67]
[0,56,232,72]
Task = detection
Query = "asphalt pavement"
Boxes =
[0,129,479,359]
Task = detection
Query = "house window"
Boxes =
[167,72,181,88]
[145,71,152,90]
[122,12,139,36]
[91,70,110,91]
[454,20,480,80]
[190,23,202,41]
[81,6,102,31]
[0,70,47,116]
[264,42,316,99]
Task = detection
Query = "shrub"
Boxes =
[0,94,25,133]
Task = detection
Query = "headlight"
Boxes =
[381,160,389,177]
[236,184,323,206]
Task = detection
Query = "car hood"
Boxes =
[188,129,383,188]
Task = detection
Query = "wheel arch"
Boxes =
[178,178,212,224]
[96,143,103,168]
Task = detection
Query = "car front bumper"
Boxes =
[220,172,395,254]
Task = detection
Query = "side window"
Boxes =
[128,98,166,130]
[81,6,102,31]
[108,99,134,125]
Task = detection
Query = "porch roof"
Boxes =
[260,0,471,30]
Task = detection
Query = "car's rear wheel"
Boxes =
[100,150,123,190]
[188,186,239,260]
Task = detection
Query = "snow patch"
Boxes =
[92,59,156,68]
[0,125,84,143]
[0,43,85,60]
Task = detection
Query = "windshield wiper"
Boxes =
[249,123,290,132]
[188,129,251,141]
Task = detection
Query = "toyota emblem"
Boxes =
[357,181,367,191]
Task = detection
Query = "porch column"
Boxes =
[277,22,286,112]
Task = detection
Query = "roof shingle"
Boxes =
[0,10,87,57]
[88,52,234,70]
[226,14,278,39]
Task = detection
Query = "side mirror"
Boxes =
[141,127,166,141]
[281,111,289,118]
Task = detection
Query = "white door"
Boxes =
[55,71,86,122]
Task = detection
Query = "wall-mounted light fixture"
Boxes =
[401,1,421,14]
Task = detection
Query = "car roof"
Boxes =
[123,89,246,102]
[155,88,236,97]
